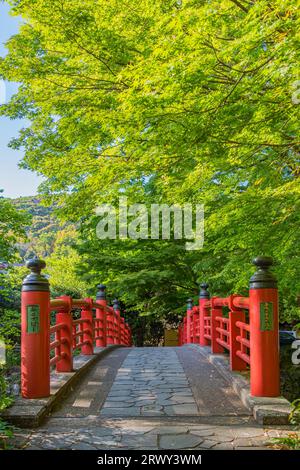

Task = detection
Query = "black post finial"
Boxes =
[249,256,277,289]
[187,298,193,310]
[96,284,106,300]
[199,282,210,299]
[22,257,49,292]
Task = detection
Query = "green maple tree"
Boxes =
[0,0,299,320]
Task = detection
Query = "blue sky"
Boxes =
[0,2,44,198]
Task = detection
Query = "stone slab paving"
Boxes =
[9,416,298,450]
[6,346,299,450]
[100,347,199,417]
[50,347,130,417]
[177,346,250,416]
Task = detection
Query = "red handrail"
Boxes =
[21,258,133,400]
[49,298,132,371]
[182,300,250,361]
[178,256,280,398]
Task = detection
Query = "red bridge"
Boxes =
[21,255,279,400]
[5,255,293,451]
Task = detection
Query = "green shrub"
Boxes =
[270,433,300,450]
[0,418,14,449]
[0,369,13,411]
[0,368,15,449]
[289,399,300,426]
[0,309,21,346]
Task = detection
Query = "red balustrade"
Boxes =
[49,298,131,374]
[192,305,199,343]
[236,321,250,365]
[178,256,280,398]
[94,284,107,347]
[21,258,132,399]
[50,323,66,368]
[204,316,212,341]
[215,316,230,350]
[120,317,125,345]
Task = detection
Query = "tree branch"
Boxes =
[230,0,249,12]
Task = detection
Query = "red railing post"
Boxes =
[113,299,121,345]
[211,297,224,354]
[190,309,193,343]
[106,306,115,345]
[191,306,196,343]
[81,298,94,355]
[125,323,130,346]
[228,295,248,371]
[21,258,50,398]
[249,256,280,397]
[95,284,107,347]
[194,306,200,344]
[56,295,73,372]
[123,322,127,345]
[120,317,125,345]
[186,298,193,343]
[122,324,125,346]
[199,283,210,346]
[124,323,128,346]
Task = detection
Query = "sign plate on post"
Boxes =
[26,305,40,333]
[260,302,274,331]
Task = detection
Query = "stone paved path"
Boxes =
[11,416,295,450]
[8,347,298,450]
[101,347,198,417]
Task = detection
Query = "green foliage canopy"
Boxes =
[0,0,299,319]
[0,194,29,261]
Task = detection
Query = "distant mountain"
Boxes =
[11,196,66,260]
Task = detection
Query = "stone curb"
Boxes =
[1,345,122,428]
[186,344,292,425]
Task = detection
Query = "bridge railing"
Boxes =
[178,256,280,398]
[21,258,132,399]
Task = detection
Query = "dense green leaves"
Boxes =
[0,0,299,320]
[46,227,90,298]
[0,194,29,261]
[78,232,200,319]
